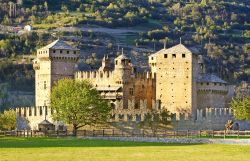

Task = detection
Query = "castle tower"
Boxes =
[149,44,200,114]
[114,52,133,83]
[33,39,80,107]
[99,55,111,72]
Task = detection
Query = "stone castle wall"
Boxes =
[16,99,234,130]
[75,71,156,109]
[197,82,229,110]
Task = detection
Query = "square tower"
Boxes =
[33,39,80,107]
[149,44,200,114]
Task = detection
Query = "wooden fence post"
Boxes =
[102,129,105,137]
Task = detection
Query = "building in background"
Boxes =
[16,40,237,130]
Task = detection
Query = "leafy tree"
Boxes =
[0,84,9,111]
[0,109,16,130]
[51,78,111,136]
[231,97,250,122]
[140,109,172,136]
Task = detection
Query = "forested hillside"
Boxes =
[0,0,250,91]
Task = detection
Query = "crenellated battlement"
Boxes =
[75,70,155,81]
[134,72,155,80]
[75,70,115,80]
[15,106,53,118]
[16,100,234,130]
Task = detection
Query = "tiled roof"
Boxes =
[96,86,122,91]
[39,119,54,125]
[197,74,227,84]
[40,39,79,50]
[116,54,130,60]
[151,44,200,56]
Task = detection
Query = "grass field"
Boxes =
[0,137,250,161]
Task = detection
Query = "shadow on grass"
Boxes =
[0,137,201,148]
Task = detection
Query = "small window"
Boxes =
[74,51,76,54]
[207,83,209,85]
[129,88,134,95]
[214,83,217,86]
[164,54,168,58]
[60,50,62,53]
[151,57,154,60]
[116,60,118,65]
[182,54,186,58]
[201,83,203,85]
[53,50,56,53]
[172,54,176,58]
[44,81,47,89]
[67,51,69,54]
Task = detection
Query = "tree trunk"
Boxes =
[73,125,78,137]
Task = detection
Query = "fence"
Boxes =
[1,129,250,139]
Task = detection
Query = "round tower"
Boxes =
[114,51,133,83]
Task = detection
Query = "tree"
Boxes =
[51,78,111,136]
[140,109,172,136]
[0,109,16,130]
[44,1,48,11]
[0,84,9,111]
[231,97,250,122]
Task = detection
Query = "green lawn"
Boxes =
[0,137,249,161]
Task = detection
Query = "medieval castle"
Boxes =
[16,39,238,131]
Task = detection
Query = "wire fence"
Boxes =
[1,129,250,139]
